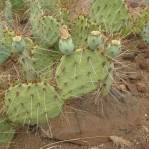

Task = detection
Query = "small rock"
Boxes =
[136,82,146,93]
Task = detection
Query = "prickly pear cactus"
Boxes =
[56,49,112,100]
[90,0,129,33]
[0,119,15,146]
[20,42,59,81]
[30,3,60,48]
[5,82,63,124]
[19,49,37,81]
[71,16,89,48]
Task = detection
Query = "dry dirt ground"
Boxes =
[0,0,149,149]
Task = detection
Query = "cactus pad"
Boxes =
[90,0,129,33]
[56,49,112,100]
[5,83,63,124]
[30,4,60,48]
[71,16,89,48]
[0,119,15,146]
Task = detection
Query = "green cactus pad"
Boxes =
[0,119,15,146]
[56,49,112,100]
[71,16,89,48]
[30,4,60,48]
[0,47,11,64]
[5,83,63,125]
[90,0,129,33]
[20,44,59,81]
[0,29,14,64]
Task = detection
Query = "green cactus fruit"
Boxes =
[0,119,15,146]
[87,31,105,50]
[106,40,121,58]
[5,82,63,125]
[90,0,129,33]
[12,36,26,54]
[59,25,74,55]
[56,49,112,100]
[71,16,89,48]
[142,21,149,43]
[59,37,74,55]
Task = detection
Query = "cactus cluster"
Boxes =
[0,0,149,146]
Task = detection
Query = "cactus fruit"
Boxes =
[106,40,122,58]
[59,25,74,55]
[5,82,63,124]
[56,49,112,100]
[142,21,149,43]
[90,0,129,33]
[12,36,26,54]
[87,31,105,50]
[0,119,15,146]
